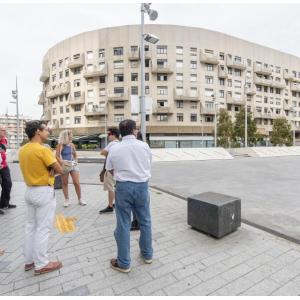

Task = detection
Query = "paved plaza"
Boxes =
[0,179,300,295]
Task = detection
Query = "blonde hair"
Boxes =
[58,129,72,145]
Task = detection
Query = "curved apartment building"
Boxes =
[38,24,300,148]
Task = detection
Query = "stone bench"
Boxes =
[187,192,241,238]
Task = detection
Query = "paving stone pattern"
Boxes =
[0,182,300,295]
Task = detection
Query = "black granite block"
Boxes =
[187,192,241,238]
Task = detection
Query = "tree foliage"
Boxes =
[270,117,293,146]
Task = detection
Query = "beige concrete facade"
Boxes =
[39,25,300,147]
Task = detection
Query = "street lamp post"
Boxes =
[212,94,217,147]
[11,76,20,149]
[291,107,296,146]
[244,73,251,148]
[140,3,158,142]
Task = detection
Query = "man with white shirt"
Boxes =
[106,119,153,273]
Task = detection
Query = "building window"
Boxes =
[52,74,56,82]
[87,51,93,60]
[74,91,81,98]
[60,106,64,114]
[219,90,225,98]
[131,86,138,95]
[247,59,252,67]
[59,59,63,68]
[66,106,70,113]
[114,60,124,69]
[190,114,197,122]
[204,89,214,97]
[114,74,124,82]
[190,61,197,69]
[176,73,183,81]
[73,53,80,59]
[131,73,138,81]
[66,117,70,125]
[177,113,184,122]
[157,74,168,81]
[87,90,94,97]
[130,61,138,68]
[176,100,183,108]
[113,47,123,56]
[191,101,197,109]
[205,76,214,84]
[176,87,183,95]
[73,67,81,75]
[52,63,56,71]
[59,95,64,102]
[157,86,168,95]
[157,114,168,121]
[74,104,81,112]
[219,78,225,86]
[114,114,124,122]
[157,45,167,54]
[234,69,241,77]
[65,69,69,77]
[176,46,183,55]
[228,79,232,87]
[74,79,80,87]
[190,47,197,56]
[158,100,167,107]
[87,64,93,72]
[99,49,105,58]
[114,87,124,94]
[190,87,197,97]
[52,108,56,115]
[228,67,232,75]
[74,116,81,124]
[219,52,225,60]
[99,76,105,84]
[190,74,197,82]
[145,73,149,81]
[99,88,106,96]
[114,101,124,109]
[145,86,150,95]
[176,60,183,68]
[206,64,213,71]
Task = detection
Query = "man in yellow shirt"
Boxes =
[19,120,63,275]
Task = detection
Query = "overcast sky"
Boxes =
[1,2,300,119]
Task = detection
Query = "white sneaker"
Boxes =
[79,199,87,206]
[63,200,70,207]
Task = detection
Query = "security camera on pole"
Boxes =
[140,3,159,142]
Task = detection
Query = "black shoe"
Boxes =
[7,204,16,209]
[99,206,114,214]
[130,220,140,231]
[0,210,4,215]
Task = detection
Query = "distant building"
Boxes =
[0,114,32,148]
[39,25,300,148]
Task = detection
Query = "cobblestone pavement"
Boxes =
[0,182,300,296]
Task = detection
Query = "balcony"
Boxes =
[85,106,107,116]
[38,92,46,105]
[254,75,272,86]
[201,105,216,115]
[173,89,200,101]
[46,89,56,99]
[145,50,151,59]
[226,55,246,70]
[226,94,244,105]
[67,54,85,69]
[151,63,173,74]
[68,93,85,105]
[283,102,292,110]
[245,87,256,96]
[218,65,228,78]
[271,80,286,89]
[254,64,272,76]
[42,110,51,122]
[253,111,277,119]
[107,91,129,102]
[40,66,50,82]
[152,106,173,114]
[199,50,219,65]
[291,83,300,92]
[61,82,71,94]
[83,65,107,78]
[128,49,140,61]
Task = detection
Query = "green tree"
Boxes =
[217,108,234,148]
[233,106,258,146]
[270,117,293,146]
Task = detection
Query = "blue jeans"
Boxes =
[114,181,153,268]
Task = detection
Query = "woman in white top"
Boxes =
[56,130,86,207]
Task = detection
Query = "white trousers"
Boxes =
[23,186,56,270]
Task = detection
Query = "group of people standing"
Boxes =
[15,118,152,275]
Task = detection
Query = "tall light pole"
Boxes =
[244,73,251,148]
[140,3,158,142]
[291,107,296,146]
[11,76,20,149]
[212,94,217,147]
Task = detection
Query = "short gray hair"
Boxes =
[58,129,72,145]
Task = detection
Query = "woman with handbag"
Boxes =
[56,130,86,207]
